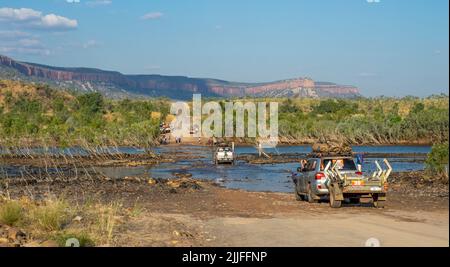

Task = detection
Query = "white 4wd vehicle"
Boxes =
[292,156,391,208]
[214,146,234,164]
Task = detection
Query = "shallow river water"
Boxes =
[96,145,430,193]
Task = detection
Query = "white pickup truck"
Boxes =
[214,146,235,164]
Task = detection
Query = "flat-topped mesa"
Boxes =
[0,54,361,99]
[244,78,315,95]
[208,85,246,96]
[206,78,315,97]
[315,82,360,96]
[1,54,125,83]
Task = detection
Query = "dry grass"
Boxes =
[30,198,71,232]
[95,202,121,245]
[0,196,129,247]
[0,199,23,226]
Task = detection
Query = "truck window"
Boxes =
[306,159,317,171]
[321,159,356,171]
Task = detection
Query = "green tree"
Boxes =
[425,143,449,181]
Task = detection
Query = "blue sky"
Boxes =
[0,0,448,97]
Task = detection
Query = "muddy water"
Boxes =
[97,145,430,193]
[1,145,430,192]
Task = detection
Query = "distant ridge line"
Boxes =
[0,54,361,99]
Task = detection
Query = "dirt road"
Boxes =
[205,210,448,247]
[117,208,449,247]
[112,182,448,247]
[3,173,448,247]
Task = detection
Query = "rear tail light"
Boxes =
[315,172,325,180]
[384,182,389,191]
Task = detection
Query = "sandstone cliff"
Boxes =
[0,54,360,99]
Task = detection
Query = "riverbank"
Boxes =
[155,134,437,147]
[0,142,431,166]
[0,136,438,152]
[0,144,434,194]
[0,171,448,247]
[0,143,447,247]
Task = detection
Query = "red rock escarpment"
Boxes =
[0,54,360,98]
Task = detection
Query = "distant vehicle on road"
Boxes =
[214,143,235,165]
[159,123,171,134]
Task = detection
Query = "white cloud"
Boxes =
[17,38,41,47]
[0,7,77,31]
[141,12,163,20]
[0,31,50,56]
[82,40,100,49]
[66,0,81,3]
[0,46,50,56]
[0,7,41,21]
[39,14,78,29]
[86,0,112,7]
[0,30,33,39]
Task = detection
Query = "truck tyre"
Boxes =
[373,194,385,208]
[294,187,305,201]
[307,184,318,203]
[329,187,342,208]
[373,201,385,208]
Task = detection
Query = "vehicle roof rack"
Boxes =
[217,142,231,147]
[307,143,353,158]
[306,152,354,158]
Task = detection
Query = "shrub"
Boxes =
[30,199,71,231]
[53,231,95,247]
[425,143,449,182]
[95,202,120,245]
[0,200,23,226]
[280,99,301,114]
[76,92,104,115]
